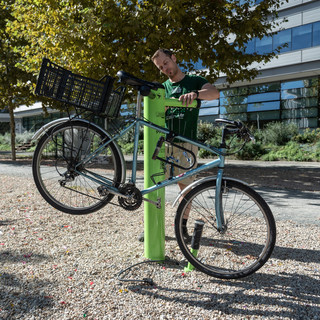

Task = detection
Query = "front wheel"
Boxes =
[175,179,276,279]
[32,121,123,215]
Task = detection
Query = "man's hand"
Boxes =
[179,91,198,107]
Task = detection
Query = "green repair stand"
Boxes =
[144,88,166,261]
[143,88,199,261]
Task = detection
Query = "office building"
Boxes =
[200,0,320,130]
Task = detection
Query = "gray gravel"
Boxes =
[0,161,320,319]
[1,157,319,225]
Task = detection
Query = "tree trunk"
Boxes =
[8,102,16,161]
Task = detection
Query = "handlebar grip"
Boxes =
[215,118,242,128]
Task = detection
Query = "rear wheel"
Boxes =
[175,179,276,279]
[32,121,123,214]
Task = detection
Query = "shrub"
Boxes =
[0,131,34,151]
[15,131,34,144]
[293,128,320,144]
[120,141,144,155]
[234,141,266,160]
[118,126,143,145]
[261,141,314,161]
[0,133,11,146]
[262,122,299,146]
[197,121,221,143]
[198,136,222,158]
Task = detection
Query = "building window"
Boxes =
[245,39,255,54]
[248,82,281,94]
[199,107,219,116]
[255,36,273,55]
[281,87,318,100]
[247,101,281,112]
[248,92,281,103]
[292,24,312,51]
[199,76,319,129]
[281,78,318,90]
[200,99,219,116]
[313,22,320,46]
[243,22,320,56]
[273,29,292,53]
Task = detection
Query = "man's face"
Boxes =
[153,52,179,79]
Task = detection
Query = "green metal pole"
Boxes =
[143,90,199,260]
[144,88,166,260]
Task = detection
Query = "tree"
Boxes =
[0,0,36,160]
[8,0,286,85]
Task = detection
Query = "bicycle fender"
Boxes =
[31,117,71,141]
[172,176,250,207]
[32,118,126,184]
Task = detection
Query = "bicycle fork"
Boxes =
[215,164,227,233]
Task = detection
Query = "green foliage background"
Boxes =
[6,0,285,84]
[197,121,320,162]
[3,121,318,162]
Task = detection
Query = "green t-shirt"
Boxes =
[163,74,208,140]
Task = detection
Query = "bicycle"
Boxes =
[32,58,276,279]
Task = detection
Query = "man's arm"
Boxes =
[179,82,220,107]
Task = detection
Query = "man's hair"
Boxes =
[151,48,173,61]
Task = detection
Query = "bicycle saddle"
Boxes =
[117,71,164,90]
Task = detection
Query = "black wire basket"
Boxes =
[35,58,126,117]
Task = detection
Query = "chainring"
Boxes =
[118,184,142,211]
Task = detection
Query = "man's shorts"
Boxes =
[164,142,198,185]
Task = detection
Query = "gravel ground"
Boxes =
[1,174,320,320]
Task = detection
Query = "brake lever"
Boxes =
[238,127,255,144]
[249,134,256,144]
[245,128,255,144]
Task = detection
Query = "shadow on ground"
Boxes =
[126,244,320,319]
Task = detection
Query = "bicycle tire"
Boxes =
[175,178,276,279]
[32,121,123,215]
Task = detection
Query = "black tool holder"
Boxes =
[151,132,197,170]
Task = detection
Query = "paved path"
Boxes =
[0,157,319,225]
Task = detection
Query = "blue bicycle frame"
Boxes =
[73,115,227,230]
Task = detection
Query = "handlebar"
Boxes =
[117,70,200,109]
[215,118,255,143]
[117,70,164,94]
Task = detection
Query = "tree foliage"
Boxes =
[8,0,286,85]
[0,0,36,159]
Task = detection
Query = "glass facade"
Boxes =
[313,22,320,47]
[199,76,320,129]
[245,22,320,54]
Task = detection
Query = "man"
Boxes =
[139,48,219,242]
[152,48,219,188]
